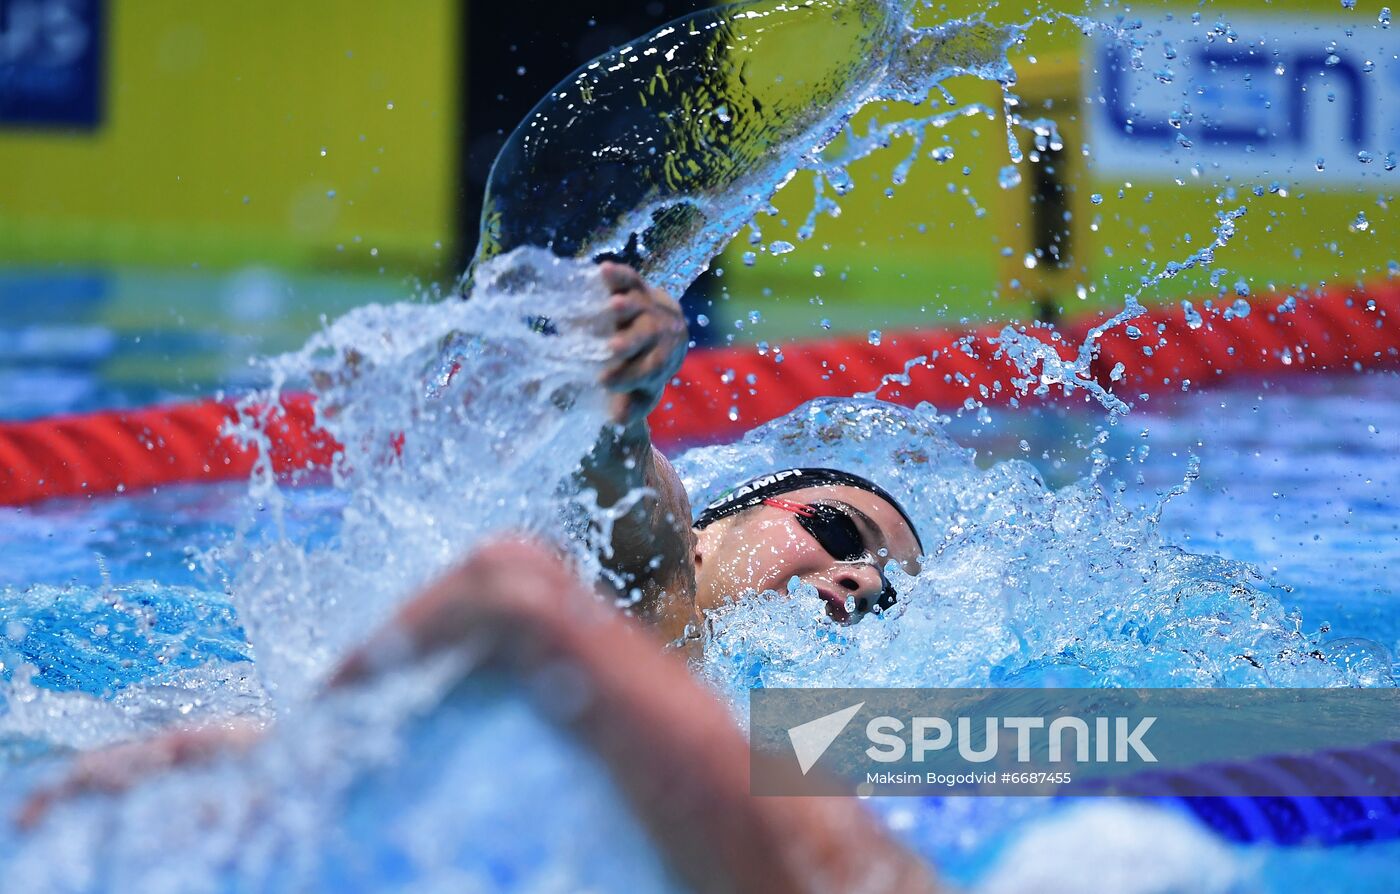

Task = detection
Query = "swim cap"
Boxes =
[693,467,923,552]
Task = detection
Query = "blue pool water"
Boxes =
[2,0,1398,887]
[0,257,1396,890]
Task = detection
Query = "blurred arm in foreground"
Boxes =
[337,536,940,894]
[21,537,938,894]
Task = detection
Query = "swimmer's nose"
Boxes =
[833,562,885,604]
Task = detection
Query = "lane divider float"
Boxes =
[1,280,1395,507]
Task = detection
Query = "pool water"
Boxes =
[2,0,1398,886]
[0,251,1396,890]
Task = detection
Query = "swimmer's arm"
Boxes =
[580,264,694,622]
[537,584,939,894]
[333,539,940,894]
[579,424,695,620]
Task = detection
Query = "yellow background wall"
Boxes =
[0,1,458,275]
[715,0,1396,332]
[1,0,1390,326]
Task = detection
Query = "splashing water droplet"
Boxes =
[1182,301,1204,329]
[1325,53,1341,66]
[1381,7,1393,27]
[1109,362,1126,381]
[930,146,955,163]
[1315,157,1326,172]
[1125,325,1143,340]
[997,165,1022,189]
[868,329,882,346]
[1351,211,1370,232]
[742,251,757,267]
[1090,193,1104,205]
[727,405,739,422]
[770,240,795,256]
[1357,150,1375,164]
[1229,299,1251,319]
[1233,279,1251,298]
[1386,152,1398,171]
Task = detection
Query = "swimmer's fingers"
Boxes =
[593,262,684,425]
[602,323,664,386]
[599,261,645,295]
[602,299,685,386]
[601,263,679,324]
[601,338,678,402]
[607,291,646,328]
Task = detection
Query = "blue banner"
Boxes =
[0,0,103,128]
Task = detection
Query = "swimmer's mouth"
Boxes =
[816,587,854,625]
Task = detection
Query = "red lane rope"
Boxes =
[2,282,1395,507]
[0,395,339,506]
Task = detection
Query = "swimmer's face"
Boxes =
[691,485,922,623]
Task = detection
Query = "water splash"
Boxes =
[472,0,1023,296]
[473,0,1288,420]
[683,398,1352,704]
[0,386,1387,888]
[218,248,619,704]
[0,251,673,889]
[1,2,1394,891]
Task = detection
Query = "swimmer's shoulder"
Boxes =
[643,446,699,631]
[649,448,692,531]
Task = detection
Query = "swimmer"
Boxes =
[19,265,938,892]
[582,263,924,644]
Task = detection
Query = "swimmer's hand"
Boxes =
[598,263,687,428]
[16,719,264,831]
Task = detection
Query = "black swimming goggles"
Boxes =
[762,497,898,621]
